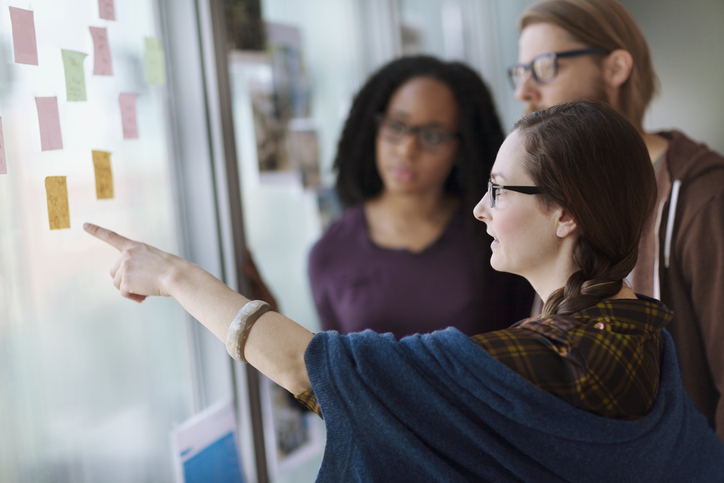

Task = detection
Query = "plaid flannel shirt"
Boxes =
[295,297,670,420]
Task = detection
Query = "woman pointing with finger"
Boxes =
[86,101,724,481]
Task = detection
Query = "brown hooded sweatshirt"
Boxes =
[632,130,724,442]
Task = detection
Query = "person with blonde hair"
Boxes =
[86,101,723,481]
[508,0,724,441]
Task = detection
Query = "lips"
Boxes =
[390,166,415,182]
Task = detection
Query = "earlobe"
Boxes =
[605,49,633,89]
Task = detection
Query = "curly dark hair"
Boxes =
[333,55,505,217]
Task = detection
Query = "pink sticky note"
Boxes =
[9,7,39,65]
[0,117,6,175]
[98,0,115,20]
[35,97,63,151]
[119,93,140,139]
[89,27,113,76]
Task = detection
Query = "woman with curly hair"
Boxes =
[308,55,534,338]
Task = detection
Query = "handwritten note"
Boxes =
[92,151,114,199]
[119,93,140,139]
[144,37,166,85]
[89,27,113,76]
[98,0,115,20]
[9,7,38,65]
[46,177,71,230]
[61,50,88,102]
[0,117,6,175]
[35,97,63,151]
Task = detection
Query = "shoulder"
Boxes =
[660,130,724,183]
[309,205,368,272]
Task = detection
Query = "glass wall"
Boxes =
[0,0,193,480]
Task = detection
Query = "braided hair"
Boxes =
[333,55,504,223]
[513,101,657,316]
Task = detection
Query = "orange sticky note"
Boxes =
[9,7,38,66]
[119,93,139,139]
[0,117,6,175]
[45,176,71,230]
[92,150,114,199]
[89,27,113,75]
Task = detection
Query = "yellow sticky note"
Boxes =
[92,150,114,199]
[45,176,71,230]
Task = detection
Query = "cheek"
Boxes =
[423,150,458,181]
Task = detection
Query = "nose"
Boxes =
[473,192,491,222]
[514,70,540,104]
[394,130,421,157]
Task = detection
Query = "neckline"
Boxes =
[358,203,464,256]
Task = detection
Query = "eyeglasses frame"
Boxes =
[375,114,460,153]
[507,47,610,89]
[488,179,542,208]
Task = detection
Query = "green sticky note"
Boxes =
[61,50,88,102]
[144,37,166,85]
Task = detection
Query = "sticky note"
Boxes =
[9,7,38,65]
[92,150,114,199]
[119,93,140,139]
[98,0,115,20]
[144,37,166,85]
[35,97,63,151]
[46,177,71,230]
[0,117,6,175]
[89,27,113,75]
[61,50,88,102]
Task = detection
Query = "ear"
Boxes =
[555,209,578,239]
[603,49,633,89]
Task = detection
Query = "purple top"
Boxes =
[308,205,534,338]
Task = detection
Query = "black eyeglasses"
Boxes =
[507,47,609,89]
[488,179,542,208]
[376,115,459,154]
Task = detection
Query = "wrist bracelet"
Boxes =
[226,300,272,363]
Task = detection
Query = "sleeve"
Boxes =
[307,242,342,332]
[470,326,586,401]
[294,389,322,418]
[679,189,724,440]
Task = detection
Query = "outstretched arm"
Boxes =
[84,223,314,394]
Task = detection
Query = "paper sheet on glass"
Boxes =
[171,399,245,483]
[144,37,166,85]
[9,7,38,65]
[35,97,63,151]
[89,27,113,75]
[119,93,140,139]
[62,50,88,101]
[45,176,70,230]
[98,0,115,20]
[92,151,114,199]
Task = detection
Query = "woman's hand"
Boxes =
[84,223,182,303]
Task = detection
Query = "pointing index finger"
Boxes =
[84,223,133,252]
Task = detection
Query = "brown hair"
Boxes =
[513,101,656,316]
[520,0,658,130]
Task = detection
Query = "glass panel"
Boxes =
[224,0,368,480]
[0,1,192,481]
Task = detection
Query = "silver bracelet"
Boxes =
[226,300,272,363]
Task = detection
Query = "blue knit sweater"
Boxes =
[305,328,724,482]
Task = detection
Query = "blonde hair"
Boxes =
[520,0,658,130]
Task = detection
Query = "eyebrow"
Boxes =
[387,111,451,129]
[490,172,506,182]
